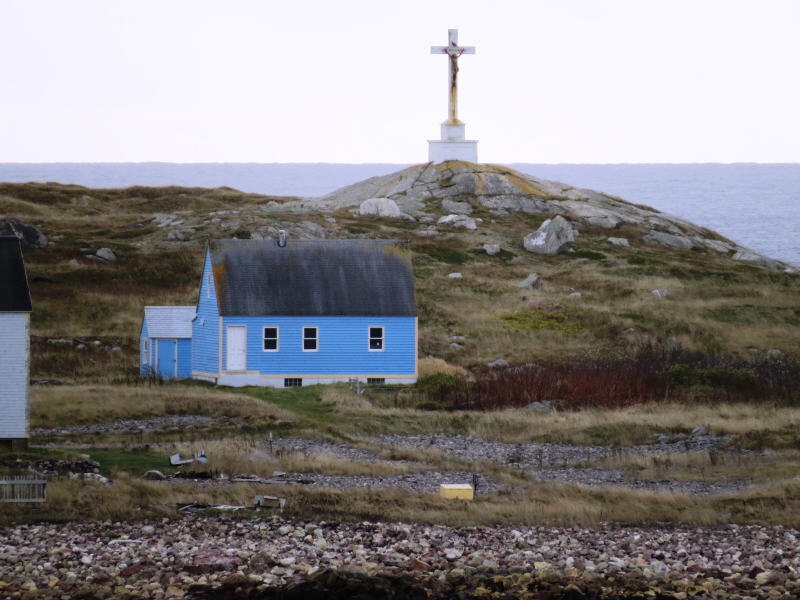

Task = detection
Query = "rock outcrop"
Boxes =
[311,161,788,269]
[358,197,402,218]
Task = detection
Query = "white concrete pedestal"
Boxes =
[428,121,478,163]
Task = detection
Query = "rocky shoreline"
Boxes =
[1,517,798,599]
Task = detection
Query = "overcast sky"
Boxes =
[1,0,799,163]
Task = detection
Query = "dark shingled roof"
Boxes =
[209,239,416,317]
[0,236,32,312]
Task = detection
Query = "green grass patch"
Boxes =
[627,255,665,266]
[85,448,173,476]
[414,243,473,265]
[572,249,607,261]
[704,305,800,326]
[468,248,516,262]
[501,310,583,333]
[238,385,343,432]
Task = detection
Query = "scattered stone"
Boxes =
[523,216,575,255]
[691,425,709,437]
[515,273,542,289]
[0,217,48,248]
[358,197,402,218]
[483,243,500,256]
[450,343,463,350]
[567,291,582,299]
[143,470,167,481]
[642,230,694,250]
[413,229,439,238]
[31,415,237,436]
[447,272,463,279]
[437,214,477,230]
[651,289,669,298]
[486,359,509,368]
[46,338,74,346]
[95,247,117,262]
[167,229,193,242]
[607,237,630,247]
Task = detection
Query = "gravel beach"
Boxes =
[1,517,798,599]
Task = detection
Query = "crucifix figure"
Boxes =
[431,29,475,125]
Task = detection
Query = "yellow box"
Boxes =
[439,483,474,500]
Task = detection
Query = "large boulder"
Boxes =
[358,197,402,218]
[0,217,48,248]
[523,216,575,255]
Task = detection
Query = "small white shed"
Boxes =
[0,237,32,450]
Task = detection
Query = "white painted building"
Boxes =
[0,237,32,450]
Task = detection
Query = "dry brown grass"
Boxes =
[11,473,800,529]
[154,437,421,478]
[319,385,800,448]
[592,450,800,483]
[30,384,292,428]
[417,357,470,378]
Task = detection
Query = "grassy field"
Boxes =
[4,179,800,528]
[6,382,799,527]
[2,181,798,384]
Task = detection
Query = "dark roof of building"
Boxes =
[0,237,32,312]
[209,239,416,317]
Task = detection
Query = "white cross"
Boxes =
[431,29,476,125]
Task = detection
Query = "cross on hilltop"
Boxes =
[428,29,478,164]
[431,29,476,125]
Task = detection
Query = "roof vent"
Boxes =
[277,230,287,248]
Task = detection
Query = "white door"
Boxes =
[227,326,247,371]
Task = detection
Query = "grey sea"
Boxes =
[1,163,798,265]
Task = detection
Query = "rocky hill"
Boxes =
[1,160,798,380]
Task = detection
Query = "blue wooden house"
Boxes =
[140,306,194,378]
[191,238,417,387]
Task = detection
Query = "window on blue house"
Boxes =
[284,378,302,387]
[369,327,384,351]
[303,327,318,351]
[263,327,279,351]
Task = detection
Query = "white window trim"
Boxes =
[205,272,212,298]
[302,326,319,352]
[368,325,385,352]
[262,326,280,352]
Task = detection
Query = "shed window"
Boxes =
[369,327,384,351]
[303,327,318,351]
[367,378,385,384]
[263,327,279,351]
[284,378,302,387]
[205,272,211,298]
[142,338,149,364]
